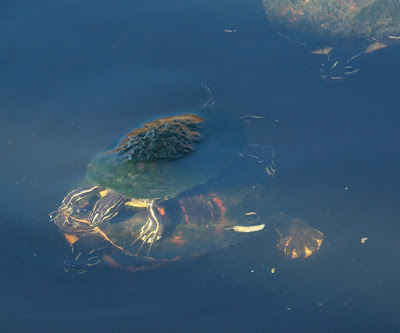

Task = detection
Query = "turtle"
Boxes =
[51,110,323,272]
[53,183,324,273]
[51,109,239,268]
[263,0,400,81]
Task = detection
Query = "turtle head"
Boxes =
[88,189,126,227]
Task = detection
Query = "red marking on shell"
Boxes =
[179,200,191,225]
[210,193,228,233]
[346,0,357,12]
[103,254,122,269]
[170,236,185,244]
[280,6,303,23]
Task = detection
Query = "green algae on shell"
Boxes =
[86,110,244,199]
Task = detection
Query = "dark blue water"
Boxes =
[2,1,400,332]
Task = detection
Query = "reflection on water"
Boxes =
[2,0,400,332]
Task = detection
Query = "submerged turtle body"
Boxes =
[54,185,270,271]
[263,0,400,80]
[53,184,324,272]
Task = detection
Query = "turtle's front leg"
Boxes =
[275,217,324,259]
[131,199,163,256]
[63,231,110,273]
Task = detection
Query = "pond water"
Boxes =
[2,0,400,332]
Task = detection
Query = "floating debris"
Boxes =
[240,115,265,119]
[244,144,276,178]
[225,224,265,233]
[265,162,276,177]
[202,84,215,108]
[310,47,333,55]
[364,42,387,54]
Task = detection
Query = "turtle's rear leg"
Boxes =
[275,216,324,259]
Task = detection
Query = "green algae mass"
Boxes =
[86,111,243,199]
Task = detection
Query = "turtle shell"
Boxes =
[86,110,244,199]
[263,0,400,79]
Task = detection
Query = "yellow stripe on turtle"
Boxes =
[125,199,147,208]
[304,246,313,258]
[99,189,108,197]
[64,233,79,246]
[315,238,323,249]
[284,236,292,248]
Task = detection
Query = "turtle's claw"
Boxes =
[277,218,323,259]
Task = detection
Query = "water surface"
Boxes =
[2,0,400,332]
